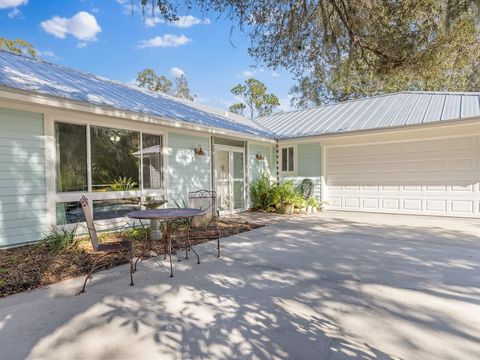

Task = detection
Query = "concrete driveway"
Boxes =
[1,211,479,360]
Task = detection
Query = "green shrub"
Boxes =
[122,225,151,241]
[41,225,78,254]
[250,176,305,212]
[306,196,320,208]
[109,177,138,191]
[250,174,275,210]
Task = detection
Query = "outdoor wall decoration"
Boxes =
[194,145,206,156]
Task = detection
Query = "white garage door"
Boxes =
[326,135,480,217]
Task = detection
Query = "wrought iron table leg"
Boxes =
[165,221,174,277]
[134,219,150,272]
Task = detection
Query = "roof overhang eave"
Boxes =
[0,85,277,143]
[275,116,480,143]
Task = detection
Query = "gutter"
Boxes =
[0,85,277,144]
[274,115,480,144]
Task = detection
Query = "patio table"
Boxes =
[127,208,205,277]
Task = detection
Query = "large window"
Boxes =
[56,201,85,225]
[55,121,164,224]
[55,123,88,192]
[281,146,295,172]
[142,133,162,189]
[91,126,140,192]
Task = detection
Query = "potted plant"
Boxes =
[282,200,295,215]
[306,196,320,213]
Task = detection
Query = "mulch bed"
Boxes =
[0,220,263,298]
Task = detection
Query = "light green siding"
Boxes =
[0,108,48,247]
[281,142,322,198]
[167,132,210,204]
[248,143,273,181]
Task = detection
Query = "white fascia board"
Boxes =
[276,115,480,145]
[0,86,276,144]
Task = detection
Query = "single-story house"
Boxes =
[1,49,480,247]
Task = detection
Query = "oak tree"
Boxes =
[133,1,480,107]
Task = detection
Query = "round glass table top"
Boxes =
[126,208,205,220]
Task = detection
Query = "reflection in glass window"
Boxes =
[281,146,295,172]
[55,122,88,192]
[56,201,85,225]
[288,147,294,172]
[93,198,141,220]
[282,148,288,172]
[90,126,140,192]
[142,133,162,189]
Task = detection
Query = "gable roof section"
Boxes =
[0,50,274,139]
[257,92,480,139]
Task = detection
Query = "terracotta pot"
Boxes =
[282,204,294,215]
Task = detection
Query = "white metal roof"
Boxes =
[1,50,479,141]
[256,92,480,139]
[0,50,274,139]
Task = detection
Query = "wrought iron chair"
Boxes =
[78,195,134,294]
[187,190,221,259]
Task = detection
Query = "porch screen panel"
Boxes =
[233,151,245,209]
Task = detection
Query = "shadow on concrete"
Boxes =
[1,212,479,359]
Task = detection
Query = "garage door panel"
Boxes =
[425,139,447,152]
[403,199,422,211]
[404,185,422,191]
[363,198,379,209]
[426,200,447,212]
[425,185,448,192]
[451,159,474,171]
[451,184,475,192]
[450,137,474,150]
[326,135,480,218]
[345,197,361,208]
[451,200,474,214]
[424,159,447,171]
[382,198,400,210]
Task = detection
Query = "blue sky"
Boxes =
[0,0,295,112]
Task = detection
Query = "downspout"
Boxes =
[275,140,280,185]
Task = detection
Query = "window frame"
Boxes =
[279,144,297,174]
[52,117,166,226]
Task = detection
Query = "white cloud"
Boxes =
[40,11,102,42]
[271,71,280,78]
[0,0,27,9]
[239,70,254,78]
[138,34,191,48]
[7,7,22,18]
[170,15,210,28]
[170,67,185,78]
[143,15,210,28]
[37,50,60,60]
[77,42,88,49]
[117,0,138,15]
[144,15,164,27]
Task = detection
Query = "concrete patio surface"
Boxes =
[1,211,479,360]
